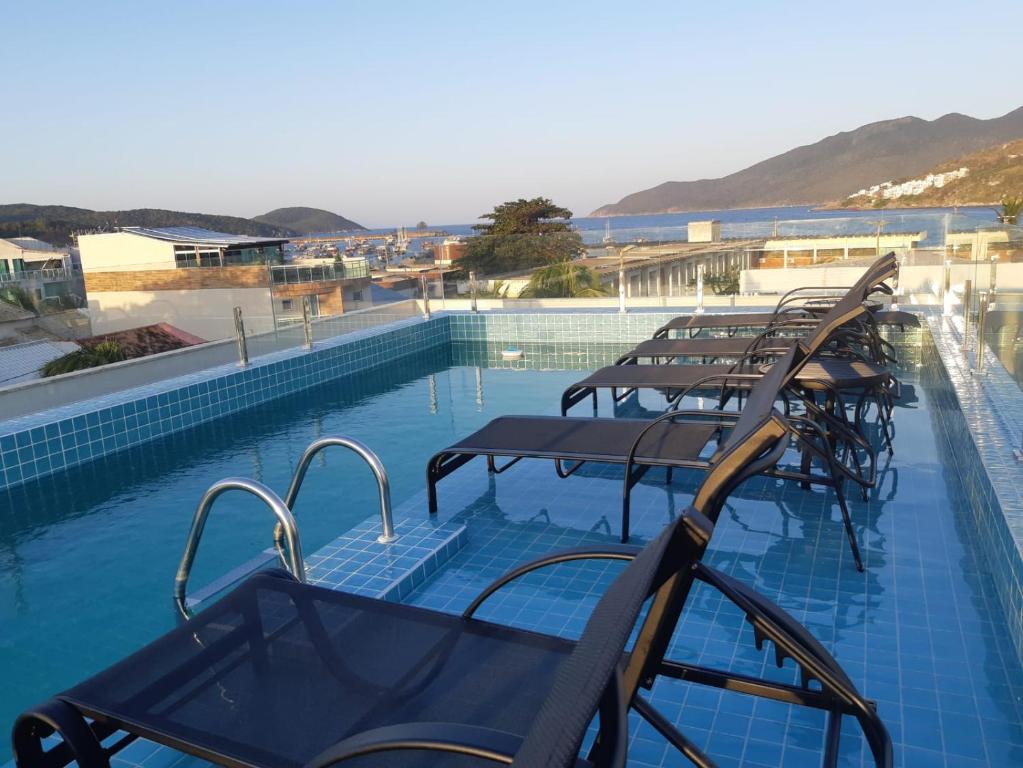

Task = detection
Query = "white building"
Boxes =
[78,227,369,340]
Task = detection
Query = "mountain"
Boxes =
[830,137,1023,209]
[0,204,295,246]
[253,207,364,234]
[592,106,1023,216]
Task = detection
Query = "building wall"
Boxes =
[273,282,345,317]
[688,220,721,243]
[88,287,274,339]
[77,231,177,271]
[83,265,269,292]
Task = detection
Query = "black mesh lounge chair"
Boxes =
[13,405,893,768]
[613,310,895,366]
[652,253,899,339]
[429,304,879,569]
[870,309,920,330]
[560,265,898,443]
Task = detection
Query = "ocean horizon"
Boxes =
[336,204,999,249]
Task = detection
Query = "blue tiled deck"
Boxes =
[96,337,1023,768]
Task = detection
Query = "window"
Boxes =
[352,290,363,301]
[281,299,294,311]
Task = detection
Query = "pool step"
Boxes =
[305,514,468,602]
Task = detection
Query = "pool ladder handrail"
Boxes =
[174,477,305,618]
[275,436,397,547]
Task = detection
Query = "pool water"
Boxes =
[0,341,620,754]
[3,336,1022,767]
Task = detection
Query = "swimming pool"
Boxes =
[2,319,1022,766]
[0,341,624,757]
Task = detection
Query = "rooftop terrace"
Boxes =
[1,258,1023,767]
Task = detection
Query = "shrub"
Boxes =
[41,340,126,377]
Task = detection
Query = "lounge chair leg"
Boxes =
[823,708,843,768]
[835,483,864,572]
[621,484,631,543]
[632,696,716,768]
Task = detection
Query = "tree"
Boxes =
[416,221,428,232]
[460,198,584,276]
[705,267,740,295]
[518,262,609,298]
[997,196,1023,225]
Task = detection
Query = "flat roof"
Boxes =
[0,237,60,253]
[119,226,288,248]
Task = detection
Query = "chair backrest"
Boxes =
[720,343,798,453]
[854,252,898,299]
[513,404,793,767]
[511,503,711,767]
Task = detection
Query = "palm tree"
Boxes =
[997,196,1023,225]
[518,261,609,298]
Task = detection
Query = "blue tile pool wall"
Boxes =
[925,316,1023,666]
[0,316,451,491]
[448,310,705,344]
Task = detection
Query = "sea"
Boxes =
[317,204,1000,252]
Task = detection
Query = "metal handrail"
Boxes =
[276,436,397,545]
[174,477,305,618]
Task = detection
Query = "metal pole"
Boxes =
[302,296,313,348]
[695,264,705,314]
[266,249,279,331]
[961,279,972,351]
[233,306,248,366]
[975,292,989,374]
[990,253,998,308]
[618,266,626,314]
[942,260,952,317]
[469,270,478,313]
[420,273,431,319]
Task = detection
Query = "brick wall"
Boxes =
[84,266,270,292]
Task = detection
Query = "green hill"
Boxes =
[593,105,1023,215]
[0,204,295,246]
[253,207,364,234]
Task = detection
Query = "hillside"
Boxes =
[832,138,1023,209]
[253,207,364,234]
[592,105,1023,215]
[0,204,294,246]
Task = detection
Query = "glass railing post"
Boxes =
[233,306,249,366]
[942,260,953,317]
[420,273,431,319]
[975,291,989,375]
[962,279,972,352]
[302,297,313,348]
[989,254,998,308]
[695,264,705,314]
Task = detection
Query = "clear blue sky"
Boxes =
[2,0,1020,227]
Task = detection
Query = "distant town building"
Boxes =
[687,220,721,243]
[0,237,84,308]
[434,237,466,266]
[77,226,370,339]
[850,167,969,201]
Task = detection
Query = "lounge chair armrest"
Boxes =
[692,564,893,767]
[463,546,641,619]
[305,722,524,766]
[668,372,766,406]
